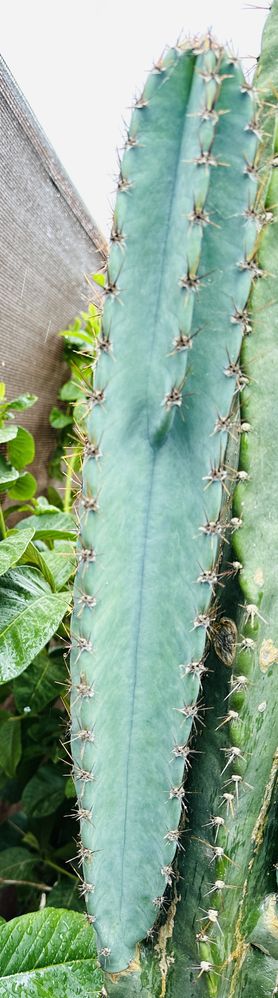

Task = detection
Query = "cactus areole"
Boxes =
[70,21,278,988]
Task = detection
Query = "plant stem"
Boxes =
[0,504,6,538]
[0,877,52,891]
[43,858,77,882]
[63,445,80,513]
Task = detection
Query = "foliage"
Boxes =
[0,383,37,513]
[48,303,101,511]
[0,306,102,996]
[0,907,103,997]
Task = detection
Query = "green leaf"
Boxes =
[0,713,21,777]
[0,908,103,997]
[18,541,57,590]
[26,714,62,760]
[42,540,75,590]
[17,512,77,541]
[0,528,35,577]
[49,406,73,429]
[0,457,19,490]
[0,384,5,401]
[7,426,35,469]
[0,425,18,444]
[7,472,37,500]
[33,496,61,513]
[59,379,84,402]
[1,393,37,413]
[47,878,85,913]
[92,271,106,287]
[64,776,75,799]
[0,566,70,682]
[13,650,66,713]
[22,765,66,817]
[0,847,36,884]
[59,329,95,346]
[47,487,63,510]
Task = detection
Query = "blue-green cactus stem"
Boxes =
[70,35,260,973]
[163,11,278,997]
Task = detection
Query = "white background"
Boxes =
[1,1,270,237]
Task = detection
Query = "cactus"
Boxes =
[70,6,278,994]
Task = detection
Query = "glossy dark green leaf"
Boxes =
[49,406,73,429]
[0,528,35,577]
[0,908,103,997]
[0,566,70,682]
[7,426,35,469]
[17,512,76,541]
[13,650,66,713]
[22,765,66,817]
[0,713,21,777]
[0,425,18,444]
[7,472,37,500]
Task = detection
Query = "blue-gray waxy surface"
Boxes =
[70,41,259,972]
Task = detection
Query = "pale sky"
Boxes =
[1,1,269,238]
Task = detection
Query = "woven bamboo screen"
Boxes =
[0,56,107,492]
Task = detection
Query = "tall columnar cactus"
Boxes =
[70,7,278,994]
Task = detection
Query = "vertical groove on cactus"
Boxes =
[70,34,261,973]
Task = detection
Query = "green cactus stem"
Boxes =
[155,8,278,996]
[70,33,261,974]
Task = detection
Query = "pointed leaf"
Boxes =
[0,908,103,997]
[7,427,35,469]
[18,541,57,590]
[0,566,70,682]
[17,512,76,541]
[0,528,35,577]
[1,393,37,413]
